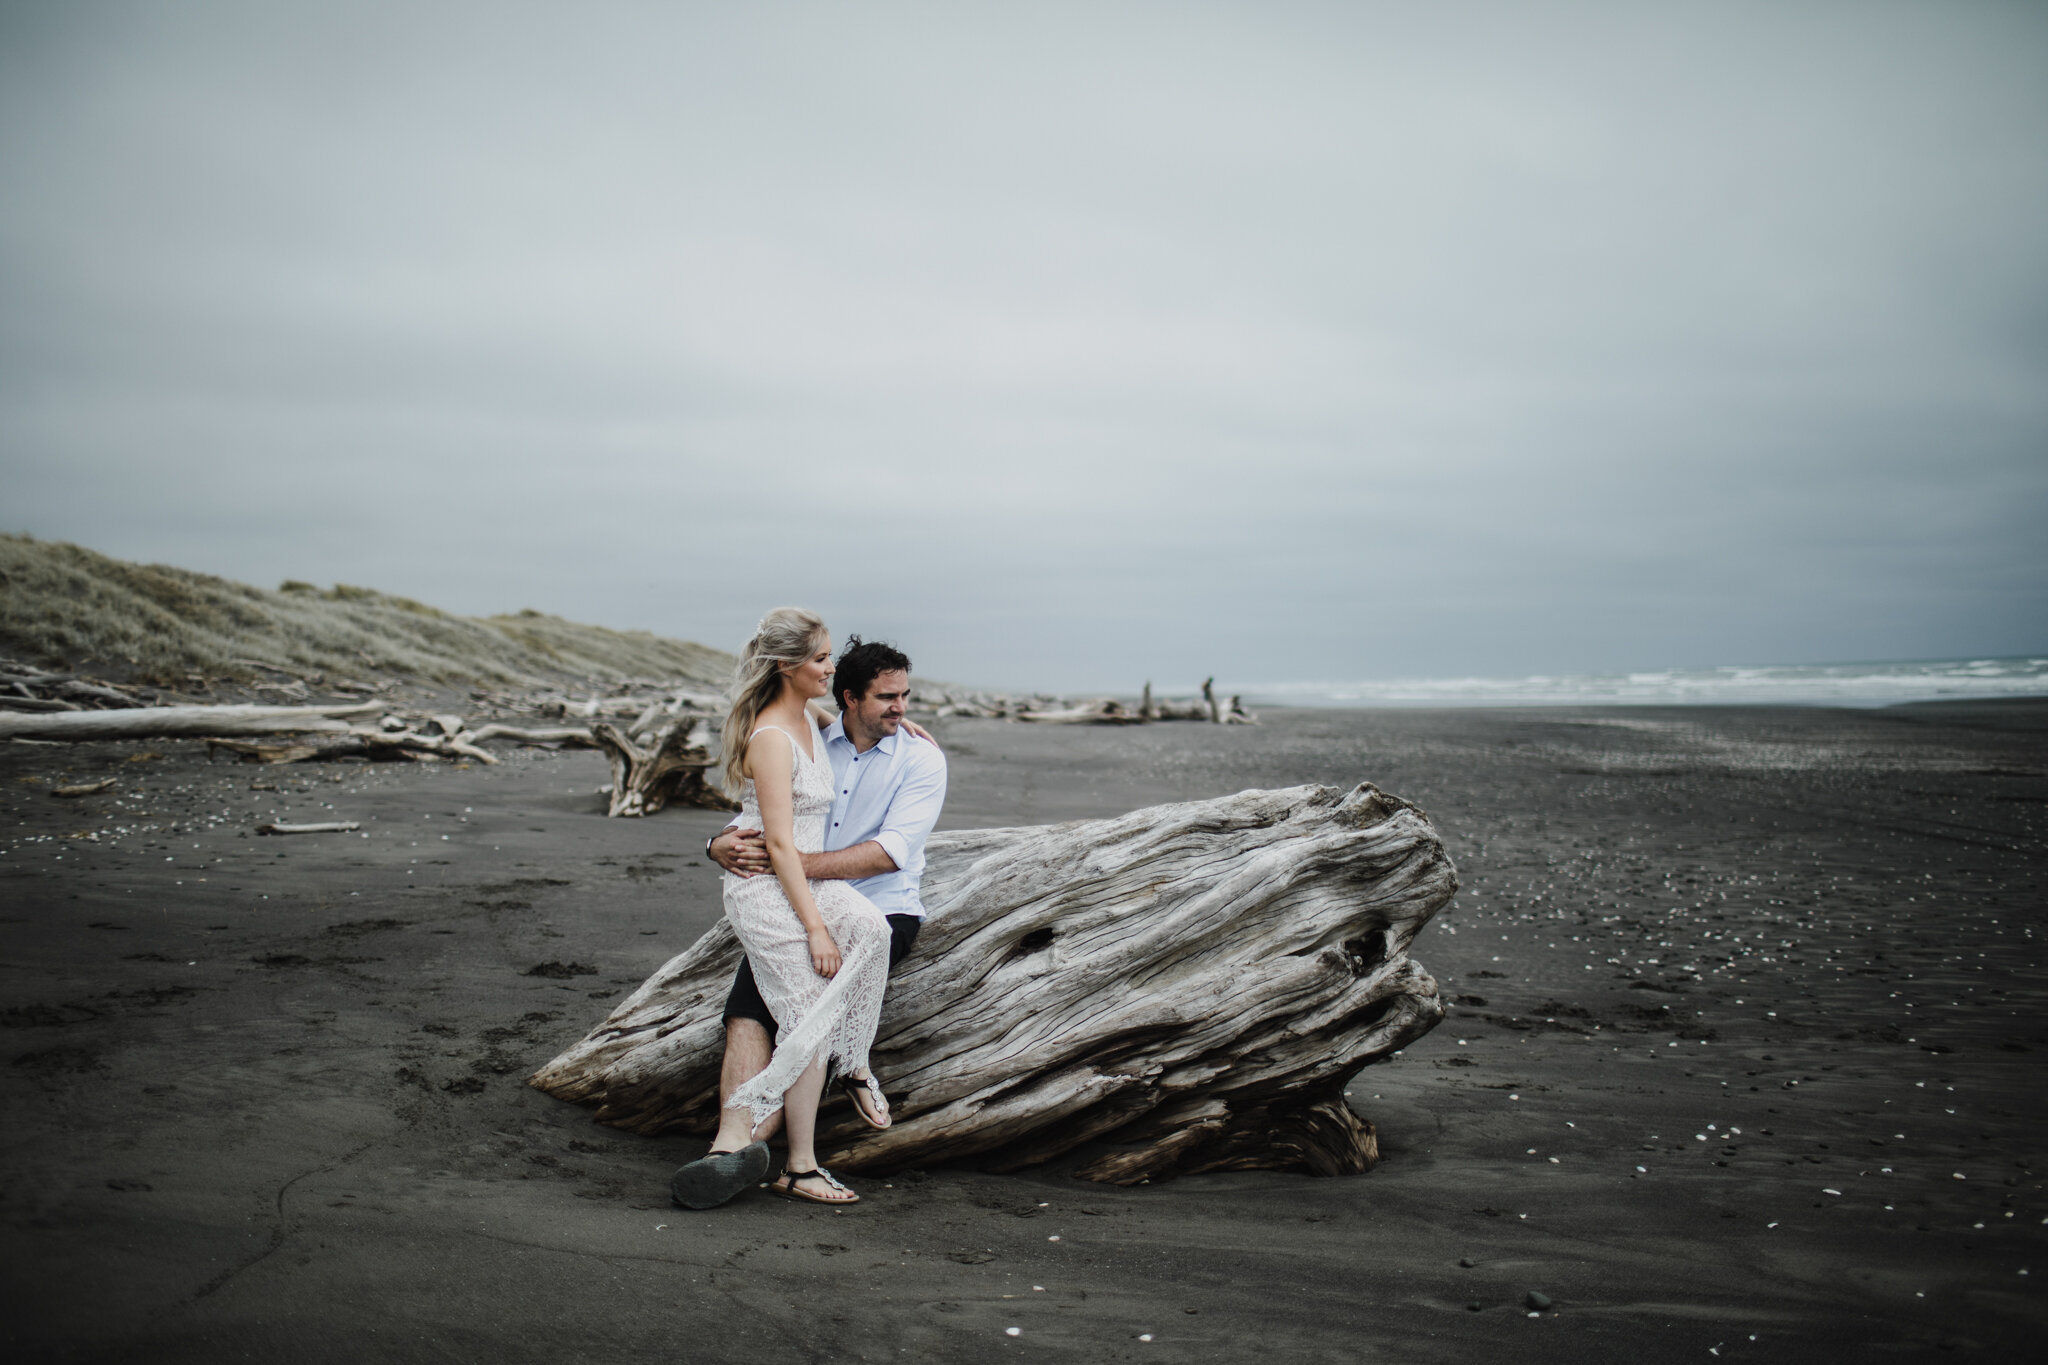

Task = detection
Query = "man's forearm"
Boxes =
[800,840,897,880]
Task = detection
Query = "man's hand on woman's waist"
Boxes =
[707,827,898,880]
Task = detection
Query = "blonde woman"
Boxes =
[714,608,893,1204]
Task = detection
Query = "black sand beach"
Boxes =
[3,702,2044,1361]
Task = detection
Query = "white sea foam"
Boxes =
[1236,656,2048,708]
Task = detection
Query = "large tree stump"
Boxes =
[592,718,739,817]
[531,781,1453,1183]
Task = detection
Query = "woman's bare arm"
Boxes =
[747,730,841,977]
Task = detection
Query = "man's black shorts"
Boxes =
[721,913,922,1034]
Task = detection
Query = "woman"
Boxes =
[718,608,894,1204]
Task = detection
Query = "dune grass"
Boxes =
[0,533,734,687]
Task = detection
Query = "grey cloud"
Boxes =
[2,0,2043,691]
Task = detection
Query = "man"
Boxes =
[668,636,947,1209]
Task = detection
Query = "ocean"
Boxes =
[1231,655,2048,709]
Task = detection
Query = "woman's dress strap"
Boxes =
[748,724,814,763]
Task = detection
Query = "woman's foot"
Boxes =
[768,1166,859,1204]
[840,1073,892,1129]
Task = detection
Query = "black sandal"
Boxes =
[768,1166,859,1204]
[839,1073,893,1130]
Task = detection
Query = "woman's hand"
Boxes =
[901,718,938,746]
[709,827,770,877]
[808,926,842,978]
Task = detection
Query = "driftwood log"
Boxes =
[0,695,78,712]
[204,730,499,766]
[0,702,380,742]
[1015,699,1146,725]
[466,723,601,749]
[531,781,1453,1183]
[592,719,738,818]
[1200,677,1257,725]
[1134,681,1232,722]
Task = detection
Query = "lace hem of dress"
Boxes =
[722,922,887,1129]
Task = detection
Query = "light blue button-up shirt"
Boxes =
[817,718,947,918]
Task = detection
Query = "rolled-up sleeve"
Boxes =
[873,744,947,872]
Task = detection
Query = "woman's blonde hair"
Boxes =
[720,606,829,796]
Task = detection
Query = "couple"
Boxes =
[669,608,946,1210]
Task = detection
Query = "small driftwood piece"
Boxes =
[532,781,1453,1183]
[0,702,379,742]
[51,778,118,797]
[591,719,737,818]
[353,728,498,765]
[204,728,499,766]
[255,821,361,835]
[207,738,326,765]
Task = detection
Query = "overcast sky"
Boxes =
[3,0,2043,691]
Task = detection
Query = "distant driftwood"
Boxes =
[531,782,1453,1184]
[465,723,601,749]
[0,702,380,742]
[591,719,738,818]
[205,731,500,766]
[1015,699,1147,725]
[1005,685,1254,727]
[917,677,1254,725]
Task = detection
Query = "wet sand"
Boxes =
[2,702,2044,1361]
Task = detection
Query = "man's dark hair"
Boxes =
[833,635,912,711]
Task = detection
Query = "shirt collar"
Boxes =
[824,717,899,756]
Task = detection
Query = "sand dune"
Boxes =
[0,533,733,687]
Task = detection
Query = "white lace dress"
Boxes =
[722,717,892,1128]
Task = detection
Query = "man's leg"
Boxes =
[670,961,779,1209]
[885,913,921,968]
[713,1016,781,1148]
